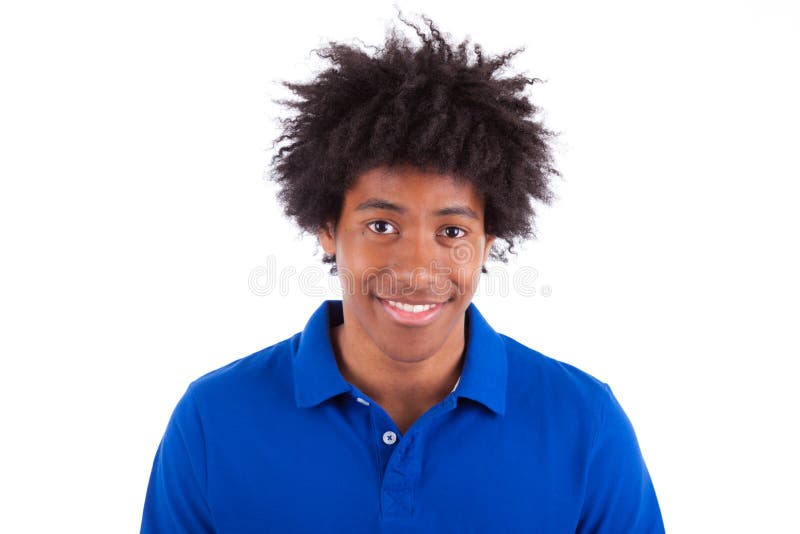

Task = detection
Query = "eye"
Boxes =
[367,220,398,234]
[440,226,466,239]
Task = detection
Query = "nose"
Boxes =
[389,232,447,291]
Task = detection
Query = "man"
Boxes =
[142,14,665,533]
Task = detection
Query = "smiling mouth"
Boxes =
[377,296,449,327]
[383,299,439,313]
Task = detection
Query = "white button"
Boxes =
[355,397,370,406]
[382,431,397,445]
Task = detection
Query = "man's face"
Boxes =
[319,165,495,363]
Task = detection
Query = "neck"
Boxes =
[330,315,466,431]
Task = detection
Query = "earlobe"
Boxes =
[318,222,336,255]
[483,235,496,264]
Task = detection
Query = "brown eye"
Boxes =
[367,220,397,234]
[441,226,466,239]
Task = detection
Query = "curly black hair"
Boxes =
[270,13,558,262]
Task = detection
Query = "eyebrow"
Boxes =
[433,206,479,220]
[355,198,405,213]
[354,198,479,220]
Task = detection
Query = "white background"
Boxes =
[1,0,798,532]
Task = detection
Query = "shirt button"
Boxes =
[382,431,397,445]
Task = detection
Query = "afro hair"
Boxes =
[270,13,559,262]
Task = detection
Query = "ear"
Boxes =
[482,235,496,264]
[317,222,336,256]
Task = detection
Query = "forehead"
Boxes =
[343,166,484,212]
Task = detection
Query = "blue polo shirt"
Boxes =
[142,300,664,533]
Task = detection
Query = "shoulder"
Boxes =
[184,332,301,408]
[498,333,616,430]
[496,334,648,478]
[501,334,609,398]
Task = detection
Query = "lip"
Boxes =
[377,297,446,327]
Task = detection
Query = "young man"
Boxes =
[142,15,665,533]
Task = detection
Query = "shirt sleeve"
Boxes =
[577,384,665,533]
[141,386,216,533]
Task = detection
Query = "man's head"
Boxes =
[270,14,557,360]
[271,14,558,264]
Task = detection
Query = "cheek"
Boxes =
[334,247,384,299]
[460,244,488,294]
[439,261,482,300]
[446,239,487,270]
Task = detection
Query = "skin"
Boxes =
[318,165,495,433]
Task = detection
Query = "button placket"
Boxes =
[368,406,399,477]
[378,399,459,520]
[380,428,422,518]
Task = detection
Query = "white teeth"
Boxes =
[387,300,435,313]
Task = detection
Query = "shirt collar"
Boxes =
[292,300,508,415]
[293,300,351,408]
[456,302,508,415]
